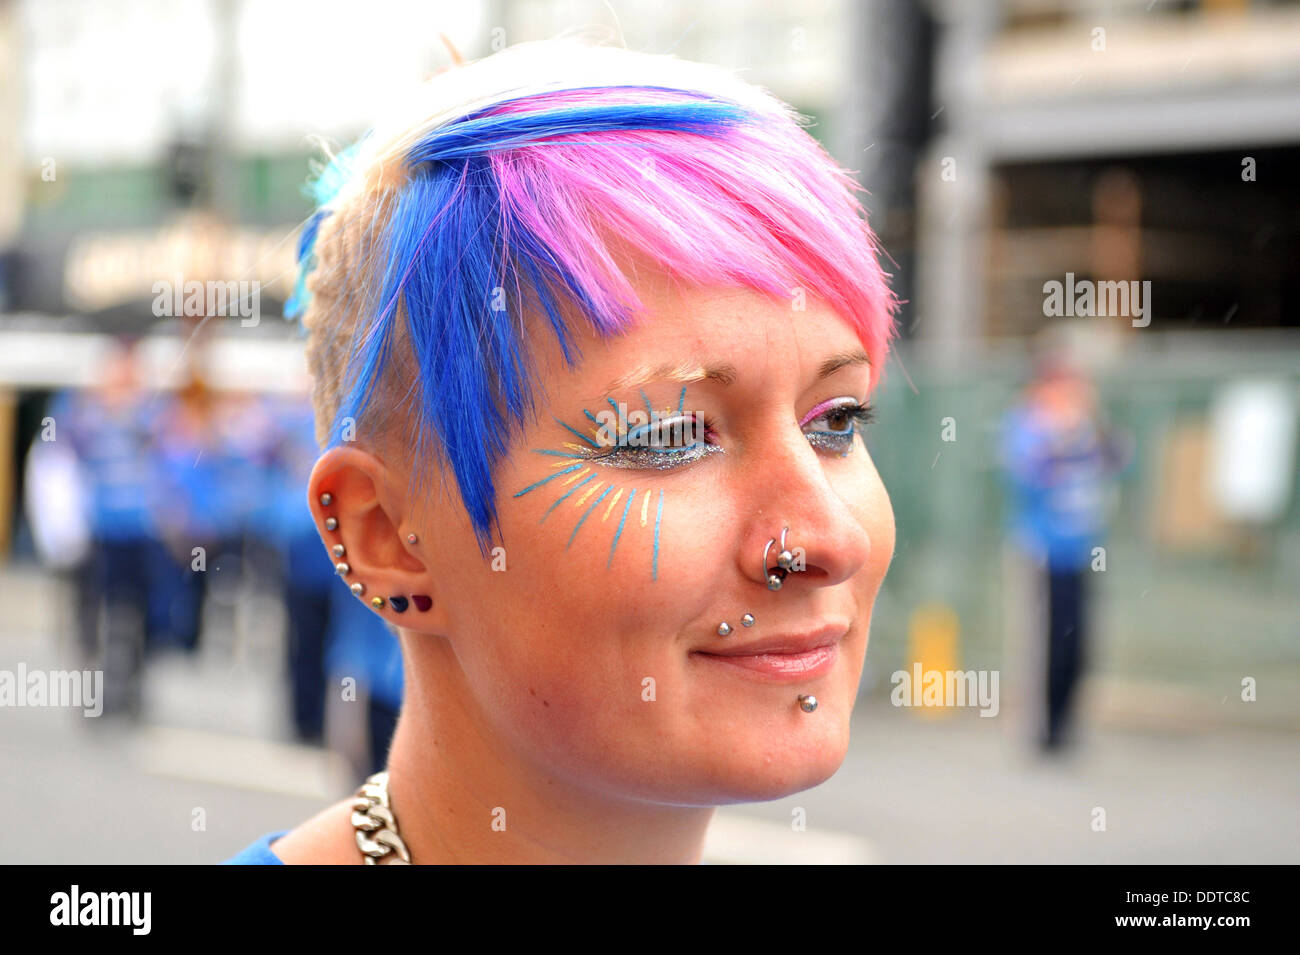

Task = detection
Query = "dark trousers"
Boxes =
[1045,567,1088,748]
[283,583,330,743]
[367,697,400,776]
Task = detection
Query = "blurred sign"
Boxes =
[1207,380,1298,524]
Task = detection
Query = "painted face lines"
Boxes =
[512,386,709,581]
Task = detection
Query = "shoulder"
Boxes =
[258,799,362,865]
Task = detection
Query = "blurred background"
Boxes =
[0,0,1296,864]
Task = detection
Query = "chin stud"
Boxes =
[798,694,818,713]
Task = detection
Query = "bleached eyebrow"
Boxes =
[599,350,868,398]
[600,360,738,396]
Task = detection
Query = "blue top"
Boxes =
[220,830,288,865]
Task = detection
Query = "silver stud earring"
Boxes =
[406,533,418,545]
[350,582,365,596]
[332,544,346,558]
[325,517,338,531]
[717,622,732,636]
[798,694,818,713]
[320,493,333,507]
[741,613,755,627]
[335,562,350,576]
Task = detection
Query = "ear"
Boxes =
[308,446,448,633]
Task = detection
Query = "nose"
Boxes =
[738,430,873,592]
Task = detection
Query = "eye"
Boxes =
[591,414,723,470]
[801,398,875,456]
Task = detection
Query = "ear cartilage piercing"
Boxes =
[335,562,350,576]
[324,517,338,531]
[742,614,755,627]
[406,533,418,545]
[388,596,409,613]
[350,582,365,597]
[332,544,346,558]
[798,694,819,713]
[717,622,732,636]
[371,596,386,609]
[412,595,432,612]
[319,493,333,506]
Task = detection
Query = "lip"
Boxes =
[690,624,847,684]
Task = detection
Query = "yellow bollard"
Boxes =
[905,604,960,719]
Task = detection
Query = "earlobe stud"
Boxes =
[388,596,409,613]
[371,596,386,609]
[412,595,432,612]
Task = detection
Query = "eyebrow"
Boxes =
[599,350,870,398]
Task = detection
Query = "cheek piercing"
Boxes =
[742,613,755,627]
[798,694,818,713]
[717,622,732,636]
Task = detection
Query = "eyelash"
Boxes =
[584,401,877,470]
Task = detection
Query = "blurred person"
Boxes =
[268,397,338,744]
[1002,346,1126,753]
[58,338,158,714]
[224,37,897,864]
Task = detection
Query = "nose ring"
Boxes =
[762,526,796,591]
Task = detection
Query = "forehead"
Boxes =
[532,277,867,402]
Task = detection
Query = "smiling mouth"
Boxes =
[690,625,846,683]
[692,645,839,682]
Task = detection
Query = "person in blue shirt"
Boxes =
[1002,353,1127,751]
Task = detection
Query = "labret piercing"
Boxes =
[798,695,819,713]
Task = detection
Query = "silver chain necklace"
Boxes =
[351,771,412,864]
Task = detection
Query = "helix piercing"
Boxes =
[717,622,732,636]
[319,493,333,506]
[742,613,755,627]
[798,694,818,713]
[350,582,365,597]
[331,544,346,558]
[335,562,350,576]
[325,517,338,531]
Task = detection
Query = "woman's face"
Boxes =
[414,272,895,805]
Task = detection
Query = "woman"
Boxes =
[224,35,897,864]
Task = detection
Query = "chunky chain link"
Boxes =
[350,771,412,864]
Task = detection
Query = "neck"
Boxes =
[384,635,714,864]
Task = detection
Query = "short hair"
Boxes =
[291,38,897,551]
